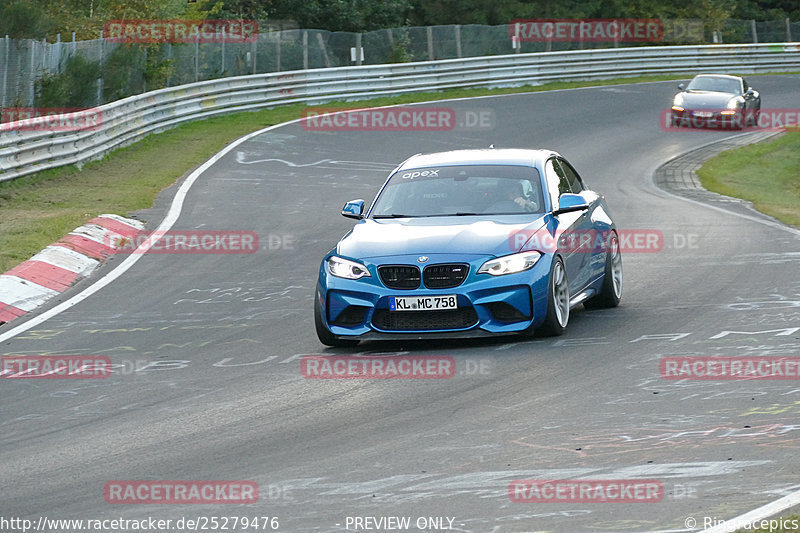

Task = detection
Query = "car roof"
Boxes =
[397,148,557,171]
[692,74,743,81]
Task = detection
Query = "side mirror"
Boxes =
[745,88,755,96]
[554,193,589,215]
[678,83,685,91]
[342,199,365,219]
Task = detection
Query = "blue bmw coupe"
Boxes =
[315,148,622,346]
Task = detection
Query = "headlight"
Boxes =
[478,251,542,276]
[672,94,684,107]
[328,256,371,279]
[726,97,743,110]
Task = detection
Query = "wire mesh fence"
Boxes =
[0,18,797,112]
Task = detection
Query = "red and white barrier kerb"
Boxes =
[0,214,143,325]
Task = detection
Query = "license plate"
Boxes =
[390,295,458,311]
[693,111,713,118]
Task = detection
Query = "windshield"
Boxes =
[686,76,742,94]
[370,164,544,218]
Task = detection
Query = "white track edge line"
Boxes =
[701,489,800,532]
[653,133,800,238]
[3,77,798,343]
[0,119,301,344]
[652,130,800,533]
[1,77,799,526]
[0,80,675,343]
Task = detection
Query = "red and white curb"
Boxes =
[0,214,144,324]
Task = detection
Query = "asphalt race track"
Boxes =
[2,76,800,532]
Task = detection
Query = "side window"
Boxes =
[543,158,563,208]
[558,158,585,193]
[552,159,572,195]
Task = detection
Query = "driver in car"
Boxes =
[499,180,538,212]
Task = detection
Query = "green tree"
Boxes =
[408,0,519,25]
[214,0,271,20]
[35,54,101,107]
[676,0,736,36]
[268,0,412,32]
[0,0,53,39]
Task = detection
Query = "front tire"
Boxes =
[537,257,570,337]
[584,231,622,309]
[745,107,760,127]
[314,291,359,347]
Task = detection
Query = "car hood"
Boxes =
[337,215,548,259]
[681,90,737,109]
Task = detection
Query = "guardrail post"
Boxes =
[316,33,330,68]
[355,33,362,66]
[302,31,308,69]
[276,30,282,71]
[143,46,148,92]
[55,33,61,72]
[1,35,8,109]
[427,26,434,60]
[221,29,226,74]
[787,18,793,41]
[1,35,7,109]
[251,37,257,74]
[514,22,520,54]
[97,31,104,105]
[166,43,173,86]
[195,33,200,82]
[455,25,462,58]
[751,20,758,43]
[28,40,35,106]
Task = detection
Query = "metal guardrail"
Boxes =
[1,43,799,183]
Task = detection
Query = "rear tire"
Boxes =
[537,257,570,337]
[584,231,622,309]
[314,291,359,347]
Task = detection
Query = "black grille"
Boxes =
[330,305,368,326]
[423,263,469,289]
[487,302,530,322]
[378,265,421,290]
[372,308,478,331]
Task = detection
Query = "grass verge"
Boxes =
[697,130,800,229]
[0,73,757,272]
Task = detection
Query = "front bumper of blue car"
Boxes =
[317,253,554,340]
